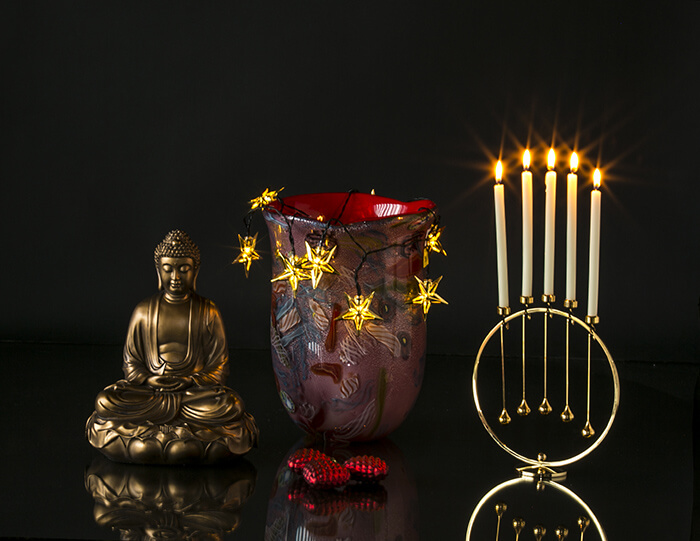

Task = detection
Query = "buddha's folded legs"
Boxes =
[95,381,246,427]
[180,386,246,424]
[95,380,181,425]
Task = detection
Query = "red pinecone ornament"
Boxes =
[287,448,329,472]
[343,455,388,482]
[302,459,350,489]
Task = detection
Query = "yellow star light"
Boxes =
[250,187,284,210]
[423,224,447,267]
[411,276,448,317]
[271,251,310,295]
[233,233,261,277]
[302,241,337,288]
[337,291,382,333]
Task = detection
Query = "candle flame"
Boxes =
[547,148,555,170]
[523,150,530,170]
[570,152,578,173]
[593,168,601,189]
[370,188,376,195]
[495,160,503,183]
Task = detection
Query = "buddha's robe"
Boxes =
[90,292,256,454]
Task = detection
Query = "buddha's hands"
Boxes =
[146,375,193,392]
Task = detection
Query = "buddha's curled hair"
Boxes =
[154,230,201,268]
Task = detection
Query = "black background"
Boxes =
[2,2,698,363]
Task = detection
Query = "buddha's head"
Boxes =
[154,230,201,300]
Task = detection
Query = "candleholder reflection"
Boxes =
[85,455,256,539]
[472,307,619,472]
[265,438,418,540]
[465,476,607,540]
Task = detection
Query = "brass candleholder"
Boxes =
[518,296,533,417]
[497,306,512,425]
[539,296,556,416]
[583,314,600,438]
[561,299,578,424]
[465,476,608,540]
[472,306,619,472]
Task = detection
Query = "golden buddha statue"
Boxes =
[86,230,259,464]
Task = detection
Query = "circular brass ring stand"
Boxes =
[472,307,620,469]
[465,476,607,540]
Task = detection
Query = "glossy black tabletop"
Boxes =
[0,342,697,539]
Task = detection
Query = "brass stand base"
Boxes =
[517,464,567,483]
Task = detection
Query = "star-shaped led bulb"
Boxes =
[423,224,447,267]
[250,187,284,210]
[337,291,382,333]
[271,251,311,295]
[302,241,337,288]
[411,276,448,317]
[233,233,261,277]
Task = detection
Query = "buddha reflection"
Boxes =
[85,455,257,539]
[86,230,259,464]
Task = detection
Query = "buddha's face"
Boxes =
[157,257,197,299]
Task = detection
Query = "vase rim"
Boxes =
[267,192,436,224]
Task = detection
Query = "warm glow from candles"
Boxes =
[570,152,578,173]
[496,160,503,183]
[523,150,531,170]
[547,148,555,170]
[593,168,601,189]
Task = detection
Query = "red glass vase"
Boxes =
[263,192,437,441]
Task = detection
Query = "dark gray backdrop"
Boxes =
[2,3,698,363]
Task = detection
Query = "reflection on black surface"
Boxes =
[265,438,418,540]
[85,455,256,540]
[466,475,606,540]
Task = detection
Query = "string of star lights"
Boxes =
[250,187,284,210]
[233,188,448,332]
[423,222,447,267]
[232,233,261,278]
[302,241,337,289]
[270,251,311,294]
[338,291,382,332]
[412,275,449,318]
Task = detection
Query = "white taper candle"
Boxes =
[494,160,509,308]
[521,150,533,299]
[566,152,578,302]
[543,148,557,297]
[587,169,602,317]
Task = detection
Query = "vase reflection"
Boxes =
[265,438,418,540]
[85,455,256,540]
